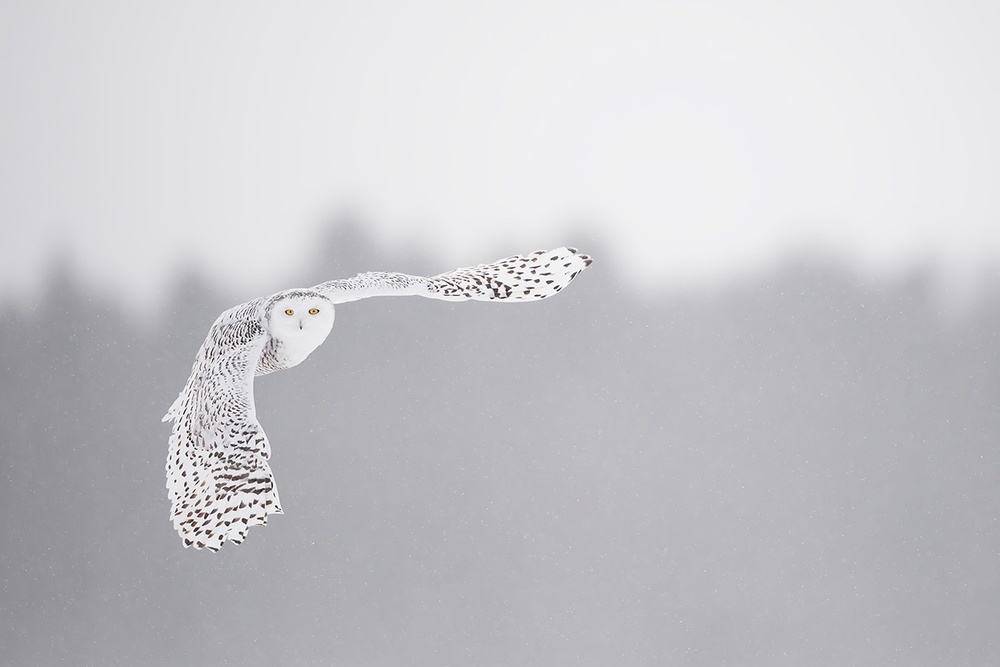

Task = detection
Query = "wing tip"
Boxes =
[551,246,593,268]
[171,493,284,553]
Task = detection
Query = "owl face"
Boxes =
[266,291,336,358]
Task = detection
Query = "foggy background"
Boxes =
[2,222,998,665]
[3,1,1000,665]
[3,1,1000,304]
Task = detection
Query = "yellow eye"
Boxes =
[284,308,294,316]
[308,308,319,315]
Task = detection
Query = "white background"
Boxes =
[2,1,998,305]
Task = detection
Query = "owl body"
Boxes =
[164,247,592,551]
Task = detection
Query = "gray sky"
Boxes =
[2,0,999,306]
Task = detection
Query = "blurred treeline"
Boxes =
[1,224,998,666]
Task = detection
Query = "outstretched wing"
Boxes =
[162,299,283,552]
[163,246,591,551]
[313,247,592,304]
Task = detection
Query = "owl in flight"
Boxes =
[163,247,591,551]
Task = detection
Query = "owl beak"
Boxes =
[298,318,304,330]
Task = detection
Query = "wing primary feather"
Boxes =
[313,247,591,304]
[163,298,283,551]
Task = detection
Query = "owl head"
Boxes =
[266,290,336,349]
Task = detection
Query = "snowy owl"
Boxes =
[163,247,592,551]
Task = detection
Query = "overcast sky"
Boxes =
[2,0,999,305]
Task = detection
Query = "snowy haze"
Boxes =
[2,3,1000,665]
[2,229,999,665]
[2,1,1000,304]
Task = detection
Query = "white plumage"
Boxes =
[163,247,592,551]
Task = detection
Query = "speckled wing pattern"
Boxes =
[162,298,284,552]
[164,247,591,552]
[314,247,592,304]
